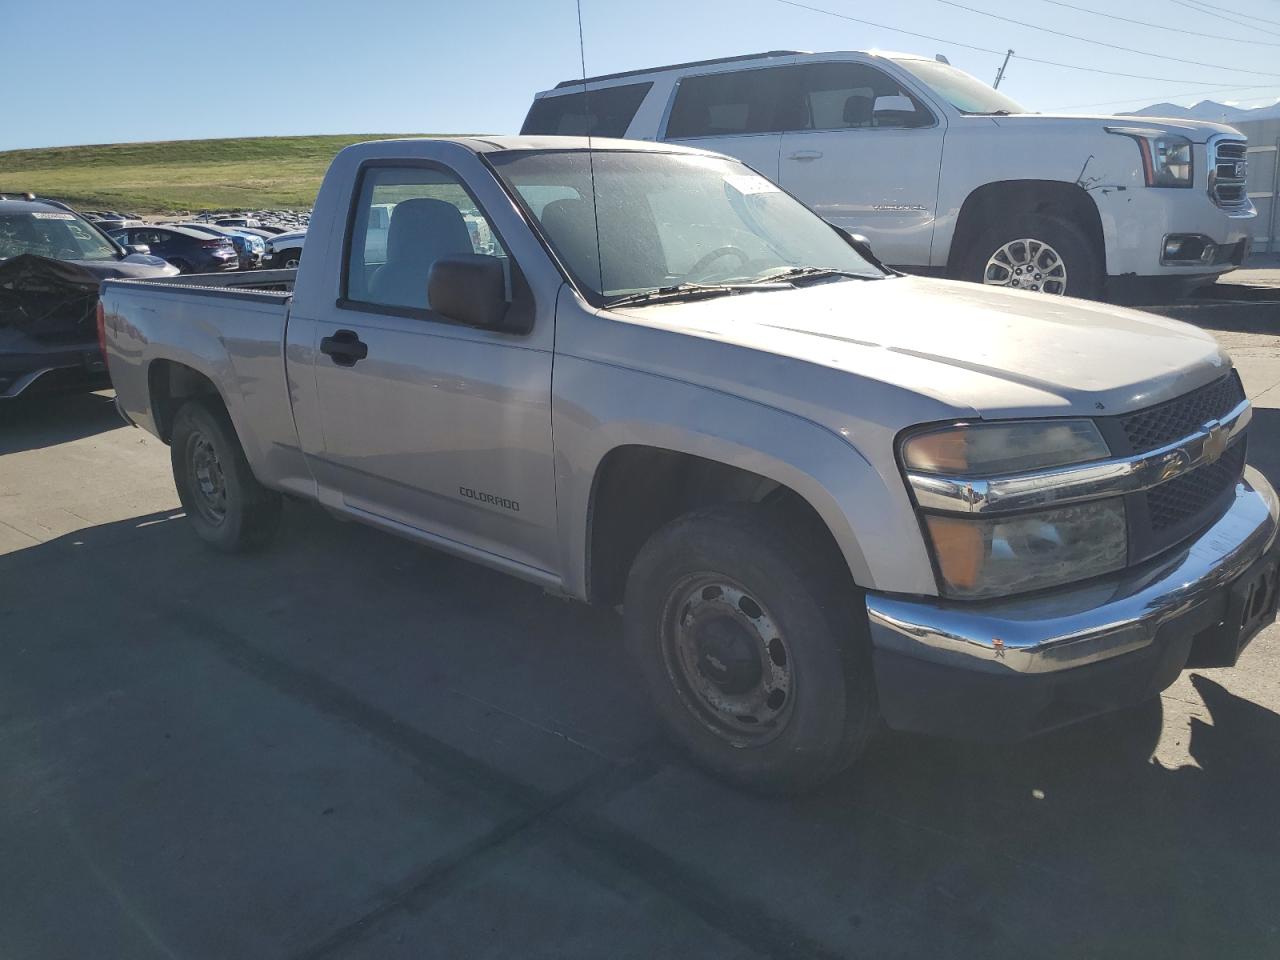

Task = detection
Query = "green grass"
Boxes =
[0,134,456,213]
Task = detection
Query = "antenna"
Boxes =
[576,0,606,296]
[993,49,1014,89]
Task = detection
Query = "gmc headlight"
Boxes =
[902,420,1127,598]
[1107,128,1193,188]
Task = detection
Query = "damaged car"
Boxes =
[0,195,177,398]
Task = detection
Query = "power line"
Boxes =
[1169,0,1280,37]
[1031,0,1280,46]
[1176,0,1280,28]
[929,0,1280,77]
[1046,83,1280,110]
[774,0,1280,83]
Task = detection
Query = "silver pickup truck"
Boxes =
[100,136,1279,793]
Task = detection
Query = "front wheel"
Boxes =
[958,213,1102,299]
[623,505,877,794]
[170,400,282,552]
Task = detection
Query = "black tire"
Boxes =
[958,212,1102,299]
[623,504,877,794]
[170,399,282,553]
[279,249,301,269]
[169,258,192,274]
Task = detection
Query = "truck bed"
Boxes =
[104,267,296,302]
[100,268,300,478]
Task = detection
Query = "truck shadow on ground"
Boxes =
[1248,406,1280,493]
[3,504,1278,958]
[0,389,121,455]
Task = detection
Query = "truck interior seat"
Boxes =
[371,198,474,309]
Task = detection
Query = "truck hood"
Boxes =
[611,276,1230,418]
[991,113,1243,143]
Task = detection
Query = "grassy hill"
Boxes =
[0,134,448,213]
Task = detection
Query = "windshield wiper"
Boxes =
[963,109,1012,116]
[604,281,788,308]
[754,266,873,285]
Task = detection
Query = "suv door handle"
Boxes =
[320,329,368,367]
[787,150,823,161]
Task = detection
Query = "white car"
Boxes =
[265,230,305,268]
[524,50,1256,300]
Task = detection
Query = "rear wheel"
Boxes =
[623,504,877,794]
[169,258,192,274]
[959,212,1102,299]
[170,400,281,552]
[279,249,301,269]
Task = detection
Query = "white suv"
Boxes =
[524,50,1256,300]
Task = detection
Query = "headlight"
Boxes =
[1108,128,1193,188]
[901,420,1125,598]
[923,498,1127,598]
[902,419,1110,477]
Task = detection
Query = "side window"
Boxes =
[795,62,933,131]
[345,165,507,312]
[521,82,652,137]
[665,67,794,139]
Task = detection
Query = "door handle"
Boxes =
[787,150,823,161]
[320,329,368,367]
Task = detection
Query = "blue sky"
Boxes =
[3,0,1279,150]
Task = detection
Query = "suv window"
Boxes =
[793,62,933,130]
[345,165,507,312]
[521,82,652,137]
[665,67,793,139]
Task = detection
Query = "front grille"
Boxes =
[1145,441,1246,532]
[1210,139,1249,208]
[1120,371,1245,453]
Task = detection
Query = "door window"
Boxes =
[794,62,933,131]
[665,67,794,139]
[344,165,507,312]
[521,82,653,137]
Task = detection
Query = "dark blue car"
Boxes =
[110,225,238,273]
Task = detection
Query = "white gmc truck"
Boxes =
[524,50,1256,301]
[99,136,1278,793]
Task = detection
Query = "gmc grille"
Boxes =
[1210,139,1249,208]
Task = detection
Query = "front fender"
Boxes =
[552,355,938,601]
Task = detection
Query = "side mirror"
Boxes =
[124,243,151,256]
[427,254,508,329]
[832,226,889,271]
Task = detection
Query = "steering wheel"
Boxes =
[683,245,750,282]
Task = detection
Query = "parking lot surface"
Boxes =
[2,307,1279,959]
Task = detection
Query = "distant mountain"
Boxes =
[1123,99,1280,124]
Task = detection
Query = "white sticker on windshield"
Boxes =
[725,175,780,196]
[31,212,76,220]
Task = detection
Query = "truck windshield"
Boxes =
[891,58,1027,115]
[0,211,120,262]
[488,150,883,304]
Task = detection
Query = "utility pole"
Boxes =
[993,49,1014,89]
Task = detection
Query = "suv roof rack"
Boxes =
[553,50,808,89]
[0,192,75,212]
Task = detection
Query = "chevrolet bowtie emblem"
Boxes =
[1201,419,1229,464]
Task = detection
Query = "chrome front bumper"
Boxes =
[867,467,1278,677]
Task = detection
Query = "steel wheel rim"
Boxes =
[983,238,1068,295]
[188,431,228,526]
[659,574,794,746]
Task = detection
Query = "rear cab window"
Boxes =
[521,81,652,137]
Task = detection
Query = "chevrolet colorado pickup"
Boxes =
[99,136,1279,792]
[524,50,1257,301]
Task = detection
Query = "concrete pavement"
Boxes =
[2,312,1279,959]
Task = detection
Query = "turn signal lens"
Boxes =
[924,499,1127,599]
